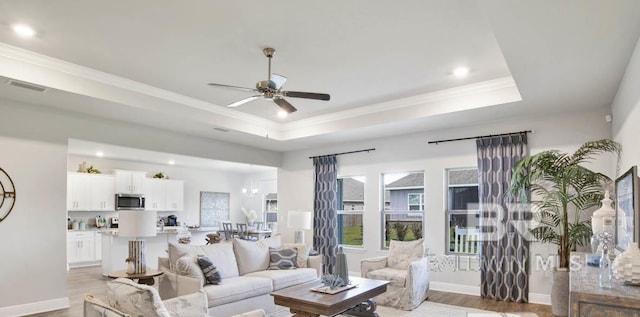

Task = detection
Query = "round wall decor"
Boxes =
[0,167,16,223]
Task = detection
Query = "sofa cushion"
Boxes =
[197,255,222,285]
[175,255,205,286]
[107,278,170,317]
[387,239,426,270]
[233,235,283,275]
[168,242,239,278]
[282,243,310,268]
[244,268,317,290]
[366,267,407,288]
[268,247,297,270]
[203,276,273,307]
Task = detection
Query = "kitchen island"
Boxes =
[98,227,217,275]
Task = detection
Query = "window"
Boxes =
[382,171,424,248]
[264,193,278,223]
[337,176,365,247]
[408,193,424,210]
[445,168,480,254]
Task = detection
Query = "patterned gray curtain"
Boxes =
[313,155,339,275]
[477,133,529,303]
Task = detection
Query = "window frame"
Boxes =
[381,171,425,250]
[445,167,480,255]
[408,192,424,210]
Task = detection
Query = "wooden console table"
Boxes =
[570,253,640,316]
[107,269,163,286]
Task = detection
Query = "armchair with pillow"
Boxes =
[360,238,430,311]
[84,278,266,317]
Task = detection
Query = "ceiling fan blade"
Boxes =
[268,73,287,90]
[283,91,330,101]
[208,82,259,92]
[227,95,262,108]
[273,97,297,113]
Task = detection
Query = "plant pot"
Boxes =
[551,268,569,317]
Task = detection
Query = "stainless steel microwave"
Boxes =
[115,193,145,210]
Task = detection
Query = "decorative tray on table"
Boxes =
[310,283,357,294]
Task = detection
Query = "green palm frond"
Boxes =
[509,139,621,269]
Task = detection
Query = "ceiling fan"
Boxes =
[208,47,330,114]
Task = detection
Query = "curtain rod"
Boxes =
[428,130,533,145]
[308,148,376,159]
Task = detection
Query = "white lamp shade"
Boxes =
[118,210,157,237]
[288,211,312,230]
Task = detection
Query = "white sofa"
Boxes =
[84,278,267,317]
[158,235,321,316]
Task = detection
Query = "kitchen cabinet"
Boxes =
[67,173,115,211]
[94,232,102,261]
[115,170,146,194]
[145,179,184,211]
[67,173,91,211]
[67,231,96,265]
[90,174,115,211]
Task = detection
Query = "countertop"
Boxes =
[95,226,219,236]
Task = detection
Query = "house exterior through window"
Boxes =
[445,168,480,254]
[337,176,365,247]
[382,171,424,248]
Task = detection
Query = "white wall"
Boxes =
[612,37,640,172]
[0,99,281,316]
[278,108,614,304]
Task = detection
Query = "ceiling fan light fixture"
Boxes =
[277,110,288,118]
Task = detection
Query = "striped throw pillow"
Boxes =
[196,255,222,285]
[268,247,298,270]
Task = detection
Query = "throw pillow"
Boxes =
[175,255,206,286]
[387,238,427,270]
[196,255,222,285]
[282,243,310,268]
[268,247,298,270]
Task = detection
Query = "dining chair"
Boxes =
[236,223,249,240]
[254,222,264,231]
[222,222,234,240]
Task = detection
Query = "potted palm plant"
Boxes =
[509,139,620,317]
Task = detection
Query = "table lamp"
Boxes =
[118,210,157,274]
[288,211,312,244]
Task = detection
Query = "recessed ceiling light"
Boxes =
[12,24,36,38]
[453,67,470,78]
[95,151,104,157]
[168,160,175,165]
[277,111,288,118]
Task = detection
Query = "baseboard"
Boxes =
[430,282,551,306]
[0,297,69,317]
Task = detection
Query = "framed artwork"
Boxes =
[615,166,639,251]
[200,192,230,228]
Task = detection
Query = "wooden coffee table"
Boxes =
[271,276,389,317]
[107,269,163,286]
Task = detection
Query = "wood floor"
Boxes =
[25,265,552,317]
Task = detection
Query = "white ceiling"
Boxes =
[0,0,639,153]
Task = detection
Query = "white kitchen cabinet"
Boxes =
[67,231,96,265]
[165,180,184,211]
[67,173,91,211]
[115,170,146,194]
[144,179,184,211]
[67,173,116,211]
[90,174,115,211]
[144,178,166,210]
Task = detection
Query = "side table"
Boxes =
[107,269,163,286]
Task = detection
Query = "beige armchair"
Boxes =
[84,278,266,317]
[360,239,430,310]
